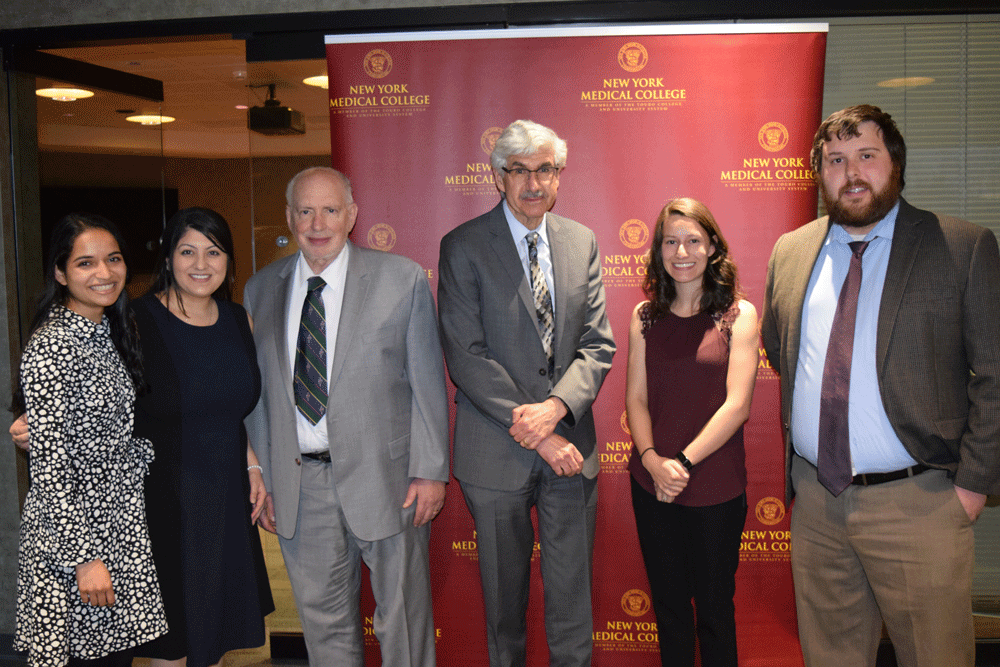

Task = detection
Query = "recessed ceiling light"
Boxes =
[36,87,94,101]
[126,114,176,125]
[303,75,329,89]
[877,76,935,88]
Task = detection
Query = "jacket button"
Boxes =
[295,458,302,466]
[538,368,547,376]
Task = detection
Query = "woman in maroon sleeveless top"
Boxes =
[625,198,759,667]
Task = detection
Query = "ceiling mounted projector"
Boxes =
[249,83,305,136]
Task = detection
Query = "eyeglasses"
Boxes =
[501,165,560,183]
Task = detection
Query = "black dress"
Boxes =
[131,294,274,667]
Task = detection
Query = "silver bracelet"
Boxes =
[247,464,263,473]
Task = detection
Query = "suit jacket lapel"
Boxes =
[488,203,542,338]
[877,199,923,376]
[785,218,831,383]
[548,213,568,354]
[330,242,369,390]
[275,255,297,407]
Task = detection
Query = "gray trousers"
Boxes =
[461,456,598,667]
[279,457,436,667]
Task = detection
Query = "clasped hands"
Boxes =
[644,452,690,502]
[509,398,583,477]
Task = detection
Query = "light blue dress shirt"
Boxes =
[791,202,919,474]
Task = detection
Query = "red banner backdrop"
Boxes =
[324,24,826,666]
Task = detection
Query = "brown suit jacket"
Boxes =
[762,198,1000,502]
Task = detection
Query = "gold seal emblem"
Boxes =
[755,497,786,526]
[758,122,789,153]
[364,49,393,79]
[619,219,649,250]
[481,126,504,156]
[618,42,649,73]
[367,223,397,251]
[621,589,651,617]
[620,410,631,435]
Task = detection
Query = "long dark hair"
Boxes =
[642,197,741,325]
[147,207,235,311]
[13,213,143,414]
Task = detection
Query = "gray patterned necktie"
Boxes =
[526,232,554,377]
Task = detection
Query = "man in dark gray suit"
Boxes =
[437,120,615,667]
[762,105,1000,667]
[245,167,449,667]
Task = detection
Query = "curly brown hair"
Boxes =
[642,197,741,325]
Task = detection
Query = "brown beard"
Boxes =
[821,165,902,230]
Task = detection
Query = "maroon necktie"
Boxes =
[817,240,870,496]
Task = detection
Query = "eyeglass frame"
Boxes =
[500,164,562,183]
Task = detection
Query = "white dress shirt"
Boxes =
[286,244,350,454]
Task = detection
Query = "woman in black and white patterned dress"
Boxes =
[14,214,167,667]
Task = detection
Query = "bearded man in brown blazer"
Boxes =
[762,105,1000,667]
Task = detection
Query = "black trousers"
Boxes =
[630,477,747,667]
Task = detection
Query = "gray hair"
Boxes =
[490,120,568,172]
[285,167,354,207]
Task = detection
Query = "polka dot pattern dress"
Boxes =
[15,305,167,666]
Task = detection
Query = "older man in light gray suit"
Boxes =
[245,167,448,667]
[438,120,615,667]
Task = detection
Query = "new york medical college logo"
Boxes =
[621,589,651,617]
[618,42,649,72]
[366,223,397,251]
[719,121,812,193]
[758,121,790,152]
[619,219,649,250]
[363,49,393,78]
[480,127,504,156]
[443,127,501,196]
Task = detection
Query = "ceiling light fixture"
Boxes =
[303,75,329,89]
[126,114,176,125]
[36,87,94,101]
[877,76,935,88]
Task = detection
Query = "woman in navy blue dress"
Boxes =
[131,207,274,667]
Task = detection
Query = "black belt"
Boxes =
[852,464,929,486]
[301,450,331,463]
